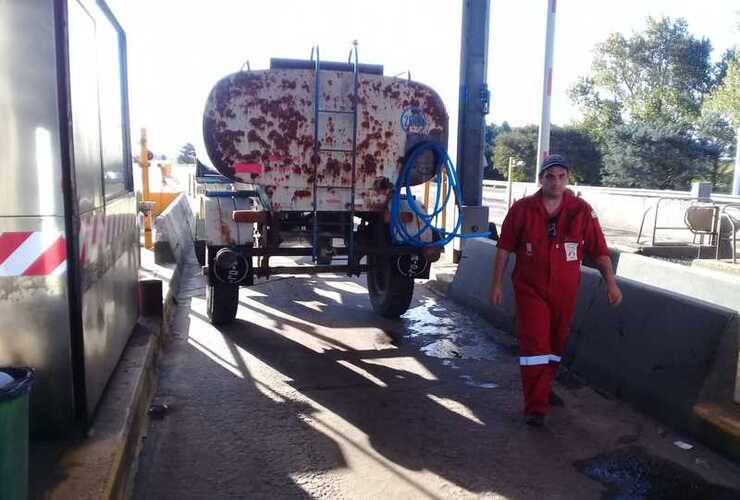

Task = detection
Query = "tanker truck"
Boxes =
[196,46,455,325]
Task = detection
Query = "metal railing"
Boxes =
[720,204,740,264]
[636,196,705,246]
[636,197,740,262]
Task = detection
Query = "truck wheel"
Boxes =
[207,282,239,325]
[367,255,414,318]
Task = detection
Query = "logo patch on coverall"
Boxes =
[565,242,579,261]
[526,242,533,256]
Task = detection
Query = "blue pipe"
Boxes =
[389,141,490,248]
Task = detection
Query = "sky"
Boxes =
[107,0,738,160]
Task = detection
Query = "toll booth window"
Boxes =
[96,10,128,199]
[69,1,104,213]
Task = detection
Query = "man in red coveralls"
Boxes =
[490,154,622,427]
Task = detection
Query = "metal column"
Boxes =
[457,0,490,207]
[455,0,491,260]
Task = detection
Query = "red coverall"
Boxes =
[496,189,609,415]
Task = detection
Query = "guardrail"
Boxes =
[483,180,740,204]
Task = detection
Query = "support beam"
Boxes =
[456,0,491,207]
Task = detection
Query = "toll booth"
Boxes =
[0,0,139,436]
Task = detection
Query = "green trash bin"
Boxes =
[0,367,34,500]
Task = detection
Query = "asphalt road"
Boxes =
[132,261,740,500]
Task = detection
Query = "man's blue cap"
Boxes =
[541,154,569,173]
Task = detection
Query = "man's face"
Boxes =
[540,166,569,198]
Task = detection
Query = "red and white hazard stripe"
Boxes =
[79,213,137,265]
[0,231,67,277]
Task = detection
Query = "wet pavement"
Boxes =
[576,447,740,500]
[132,260,740,499]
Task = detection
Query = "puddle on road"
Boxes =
[420,338,498,362]
[576,447,740,500]
[402,301,457,338]
[460,374,498,389]
[402,298,500,362]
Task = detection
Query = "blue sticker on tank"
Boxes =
[401,107,428,133]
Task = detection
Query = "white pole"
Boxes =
[535,0,557,181]
[733,126,740,196]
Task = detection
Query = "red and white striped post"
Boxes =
[535,0,558,182]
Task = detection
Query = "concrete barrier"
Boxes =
[153,193,195,265]
[152,193,197,317]
[616,253,740,313]
[615,252,740,404]
[450,239,739,435]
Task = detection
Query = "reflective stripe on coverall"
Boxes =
[497,189,609,415]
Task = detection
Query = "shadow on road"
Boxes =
[209,285,563,499]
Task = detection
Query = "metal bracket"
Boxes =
[480,84,490,115]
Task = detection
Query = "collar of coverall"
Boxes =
[534,188,576,216]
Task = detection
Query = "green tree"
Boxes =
[570,17,736,189]
[695,112,736,189]
[704,54,740,128]
[493,126,538,181]
[483,122,511,179]
[703,45,739,192]
[177,142,197,164]
[492,125,602,184]
[569,17,714,131]
[602,123,714,190]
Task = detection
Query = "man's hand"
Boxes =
[490,248,510,306]
[594,255,622,306]
[607,282,623,306]
[490,284,503,305]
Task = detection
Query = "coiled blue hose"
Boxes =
[389,141,490,248]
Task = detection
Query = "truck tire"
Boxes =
[207,282,239,325]
[367,255,414,318]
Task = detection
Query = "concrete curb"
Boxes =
[447,238,740,462]
[32,218,195,500]
[99,317,160,500]
[34,315,161,500]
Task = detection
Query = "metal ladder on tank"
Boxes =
[310,42,360,270]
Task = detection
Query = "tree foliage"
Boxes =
[569,17,715,131]
[567,17,736,190]
[483,122,511,179]
[704,53,740,128]
[492,125,602,184]
[601,123,715,190]
[177,142,197,164]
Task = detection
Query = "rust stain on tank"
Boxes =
[249,116,269,130]
[204,68,448,212]
[247,130,270,149]
[361,154,378,175]
[280,79,297,90]
[292,190,311,201]
[219,223,235,245]
[325,158,341,177]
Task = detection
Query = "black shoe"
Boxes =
[549,391,565,407]
[525,412,546,427]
